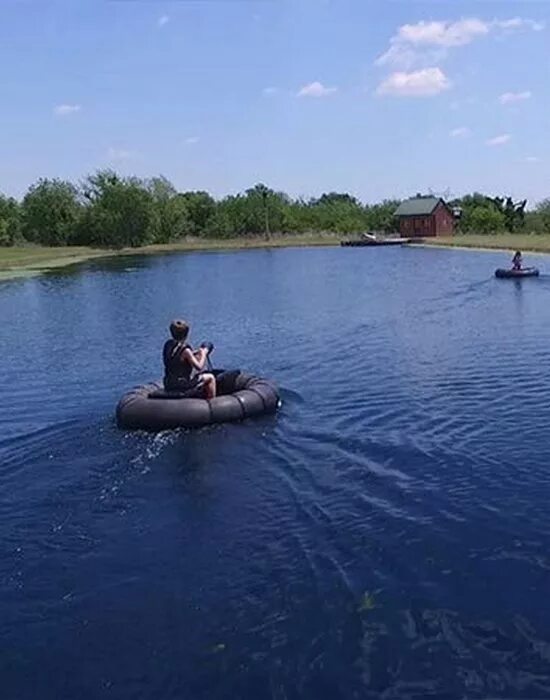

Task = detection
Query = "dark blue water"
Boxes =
[2,246,550,699]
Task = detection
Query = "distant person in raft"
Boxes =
[163,319,217,399]
[512,250,523,271]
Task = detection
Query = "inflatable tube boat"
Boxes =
[495,267,539,279]
[116,369,279,431]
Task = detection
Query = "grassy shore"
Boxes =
[0,233,341,280]
[2,233,550,281]
[420,234,550,254]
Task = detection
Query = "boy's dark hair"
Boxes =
[170,319,190,341]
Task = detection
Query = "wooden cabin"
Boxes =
[394,196,455,237]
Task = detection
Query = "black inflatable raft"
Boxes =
[116,369,279,431]
[495,267,539,279]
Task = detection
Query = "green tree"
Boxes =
[157,195,193,242]
[308,192,367,234]
[243,184,288,237]
[490,196,527,232]
[535,199,550,233]
[450,192,491,232]
[215,194,249,237]
[282,198,316,234]
[365,200,401,233]
[22,178,81,246]
[315,192,361,207]
[146,175,177,202]
[0,194,21,246]
[250,183,271,239]
[453,193,527,233]
[146,177,192,242]
[524,211,545,234]
[464,206,506,234]
[178,191,217,236]
[76,170,159,248]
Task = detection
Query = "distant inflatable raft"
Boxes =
[116,369,280,431]
[495,267,540,279]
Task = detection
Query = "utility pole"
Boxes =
[260,186,270,240]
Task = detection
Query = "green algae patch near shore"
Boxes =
[0,234,341,281]
[0,247,110,281]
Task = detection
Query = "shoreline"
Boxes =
[415,235,550,257]
[414,242,550,257]
[1,233,550,282]
[0,235,341,282]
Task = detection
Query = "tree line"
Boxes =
[448,193,550,235]
[0,171,549,248]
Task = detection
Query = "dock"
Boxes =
[341,232,412,247]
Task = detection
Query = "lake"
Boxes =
[2,245,550,699]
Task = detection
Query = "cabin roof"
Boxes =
[394,196,442,217]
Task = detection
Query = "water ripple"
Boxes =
[2,247,550,698]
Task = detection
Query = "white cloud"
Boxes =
[158,15,169,28]
[376,45,443,70]
[262,87,279,97]
[499,90,531,104]
[376,17,544,68]
[297,81,337,98]
[184,136,199,145]
[377,67,451,97]
[486,134,511,146]
[401,18,488,47]
[107,147,135,161]
[376,19,489,67]
[526,156,540,163]
[54,104,81,117]
[450,127,471,138]
[495,18,544,32]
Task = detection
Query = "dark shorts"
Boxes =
[163,375,206,398]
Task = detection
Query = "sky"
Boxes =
[0,0,548,205]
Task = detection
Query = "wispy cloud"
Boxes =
[53,104,81,117]
[526,156,540,163]
[450,127,471,138]
[184,136,199,145]
[262,87,279,97]
[107,147,135,161]
[297,81,337,98]
[499,90,532,104]
[158,15,169,28]
[377,67,451,97]
[486,134,511,147]
[495,18,544,32]
[376,17,544,68]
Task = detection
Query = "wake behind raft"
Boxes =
[116,369,280,431]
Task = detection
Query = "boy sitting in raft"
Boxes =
[512,251,523,271]
[163,319,216,399]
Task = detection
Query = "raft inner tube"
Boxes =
[116,369,279,431]
[495,267,539,279]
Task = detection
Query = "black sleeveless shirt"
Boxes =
[163,340,193,388]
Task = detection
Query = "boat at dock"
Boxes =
[341,232,411,247]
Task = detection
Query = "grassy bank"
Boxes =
[3,233,550,281]
[420,234,550,254]
[0,233,341,280]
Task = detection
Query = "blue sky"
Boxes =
[0,0,548,205]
